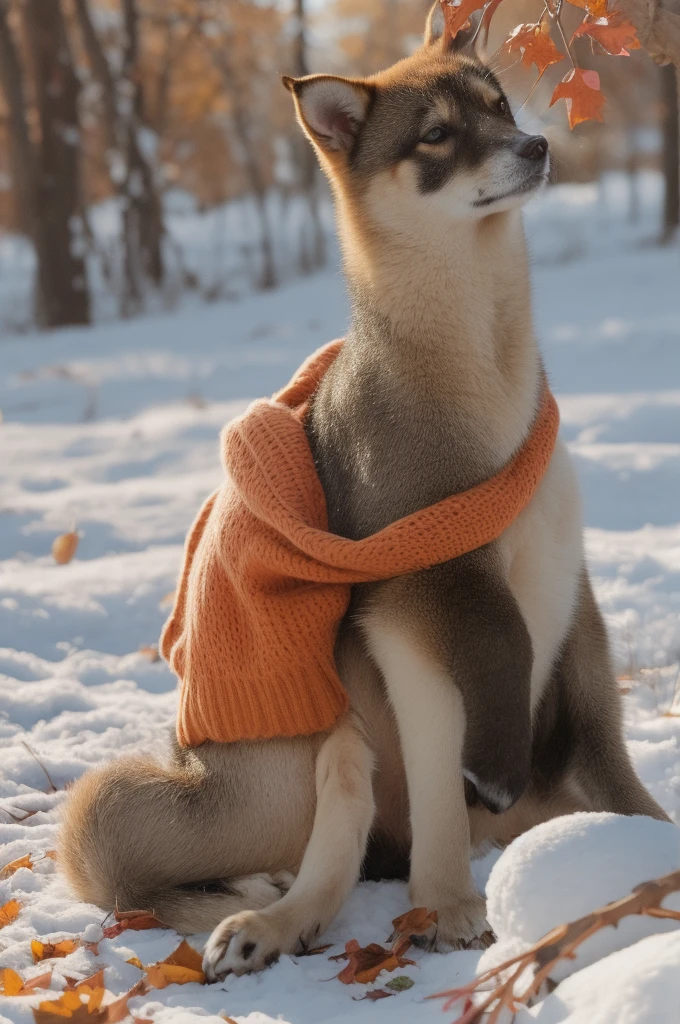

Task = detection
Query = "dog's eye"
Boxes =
[421,126,448,144]
[497,97,509,115]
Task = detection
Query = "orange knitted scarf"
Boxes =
[161,340,560,748]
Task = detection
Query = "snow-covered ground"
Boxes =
[1,173,679,1023]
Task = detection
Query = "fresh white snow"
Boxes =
[1,173,680,1022]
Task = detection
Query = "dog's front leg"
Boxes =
[364,615,493,950]
[203,715,375,979]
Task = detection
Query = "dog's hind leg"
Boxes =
[202,715,375,979]
[555,571,670,822]
[59,738,318,934]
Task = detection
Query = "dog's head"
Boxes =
[284,3,548,231]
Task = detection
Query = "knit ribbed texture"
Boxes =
[161,340,560,748]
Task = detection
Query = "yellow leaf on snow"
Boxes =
[32,938,79,963]
[1,969,25,996]
[144,963,204,988]
[35,989,83,1017]
[0,899,21,928]
[0,853,32,879]
[126,956,144,970]
[1,968,53,996]
[144,939,205,989]
[34,971,105,1022]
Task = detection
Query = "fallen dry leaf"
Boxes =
[126,957,144,970]
[550,68,605,129]
[1,969,25,996]
[385,974,415,991]
[333,939,415,985]
[101,978,147,1023]
[2,968,53,998]
[0,853,32,879]
[0,898,21,929]
[353,988,394,1001]
[32,938,79,963]
[144,939,205,989]
[102,908,162,939]
[52,531,79,565]
[391,907,438,938]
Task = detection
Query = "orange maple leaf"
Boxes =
[505,20,565,76]
[572,12,640,54]
[440,0,485,41]
[566,0,609,17]
[550,68,605,129]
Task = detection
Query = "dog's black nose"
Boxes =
[516,134,549,161]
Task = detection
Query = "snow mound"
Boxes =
[480,812,680,983]
[528,930,680,1023]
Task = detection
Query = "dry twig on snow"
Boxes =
[429,869,680,1024]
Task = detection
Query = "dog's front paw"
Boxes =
[203,909,285,980]
[411,892,494,952]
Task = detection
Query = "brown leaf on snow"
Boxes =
[52,531,79,565]
[0,898,21,929]
[0,853,33,879]
[333,939,415,985]
[353,988,395,1001]
[102,908,163,938]
[31,938,79,963]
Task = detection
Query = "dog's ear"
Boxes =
[424,1,481,53]
[283,74,372,155]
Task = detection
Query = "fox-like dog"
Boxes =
[60,3,668,981]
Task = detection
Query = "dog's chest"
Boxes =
[305,358,500,540]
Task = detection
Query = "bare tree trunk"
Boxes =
[211,45,277,290]
[660,63,679,242]
[292,0,325,272]
[120,0,164,311]
[20,0,90,326]
[0,0,39,236]
[73,0,164,315]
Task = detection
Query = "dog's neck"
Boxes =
[337,199,542,469]
[308,198,544,535]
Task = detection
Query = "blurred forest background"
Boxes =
[0,0,677,332]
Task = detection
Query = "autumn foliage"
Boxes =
[440,0,642,128]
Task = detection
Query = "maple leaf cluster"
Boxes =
[440,0,642,129]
